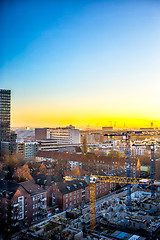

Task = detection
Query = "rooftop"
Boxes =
[20,180,46,195]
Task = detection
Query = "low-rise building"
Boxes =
[0,180,47,227]
[20,181,47,222]
[55,180,88,211]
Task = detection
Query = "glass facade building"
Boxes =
[0,89,11,142]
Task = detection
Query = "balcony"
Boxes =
[13,203,19,207]
[40,205,46,210]
[40,197,47,202]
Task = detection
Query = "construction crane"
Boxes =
[65,130,160,229]
[64,175,160,230]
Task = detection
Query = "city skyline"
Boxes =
[1,0,160,128]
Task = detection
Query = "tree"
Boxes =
[14,163,34,182]
[81,135,88,154]
[2,152,20,180]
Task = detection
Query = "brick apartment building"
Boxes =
[0,180,47,228]
[55,180,88,211]
[35,150,129,175]
[20,181,47,222]
[53,180,113,211]
[31,173,56,206]
[38,162,55,175]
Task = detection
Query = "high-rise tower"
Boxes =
[0,89,11,142]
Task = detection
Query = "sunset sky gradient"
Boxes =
[0,0,160,128]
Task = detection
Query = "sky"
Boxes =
[0,0,160,129]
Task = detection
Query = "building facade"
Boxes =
[17,141,38,160]
[0,180,47,228]
[35,125,80,145]
[0,89,11,143]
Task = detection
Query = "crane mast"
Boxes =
[125,134,131,211]
[89,182,96,230]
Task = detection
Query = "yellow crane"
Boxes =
[64,175,160,230]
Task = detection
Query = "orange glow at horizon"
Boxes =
[11,94,160,129]
[11,109,159,129]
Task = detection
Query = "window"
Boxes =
[70,193,72,196]
[70,197,72,201]
[66,204,68,208]
[33,205,35,209]
[66,199,68,202]
[66,194,68,197]
[74,196,76,199]
[74,201,76,204]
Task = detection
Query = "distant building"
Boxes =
[35,128,50,140]
[17,141,38,160]
[102,126,113,132]
[37,139,79,152]
[35,125,80,145]
[80,129,102,144]
[16,128,35,141]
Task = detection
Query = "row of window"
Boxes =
[32,194,43,201]
[66,199,79,208]
[66,195,80,202]
[33,210,41,215]
[66,190,79,197]
[33,202,43,209]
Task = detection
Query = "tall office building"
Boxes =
[0,89,11,142]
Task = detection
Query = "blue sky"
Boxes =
[0,0,160,128]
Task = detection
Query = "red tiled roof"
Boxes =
[36,150,126,164]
